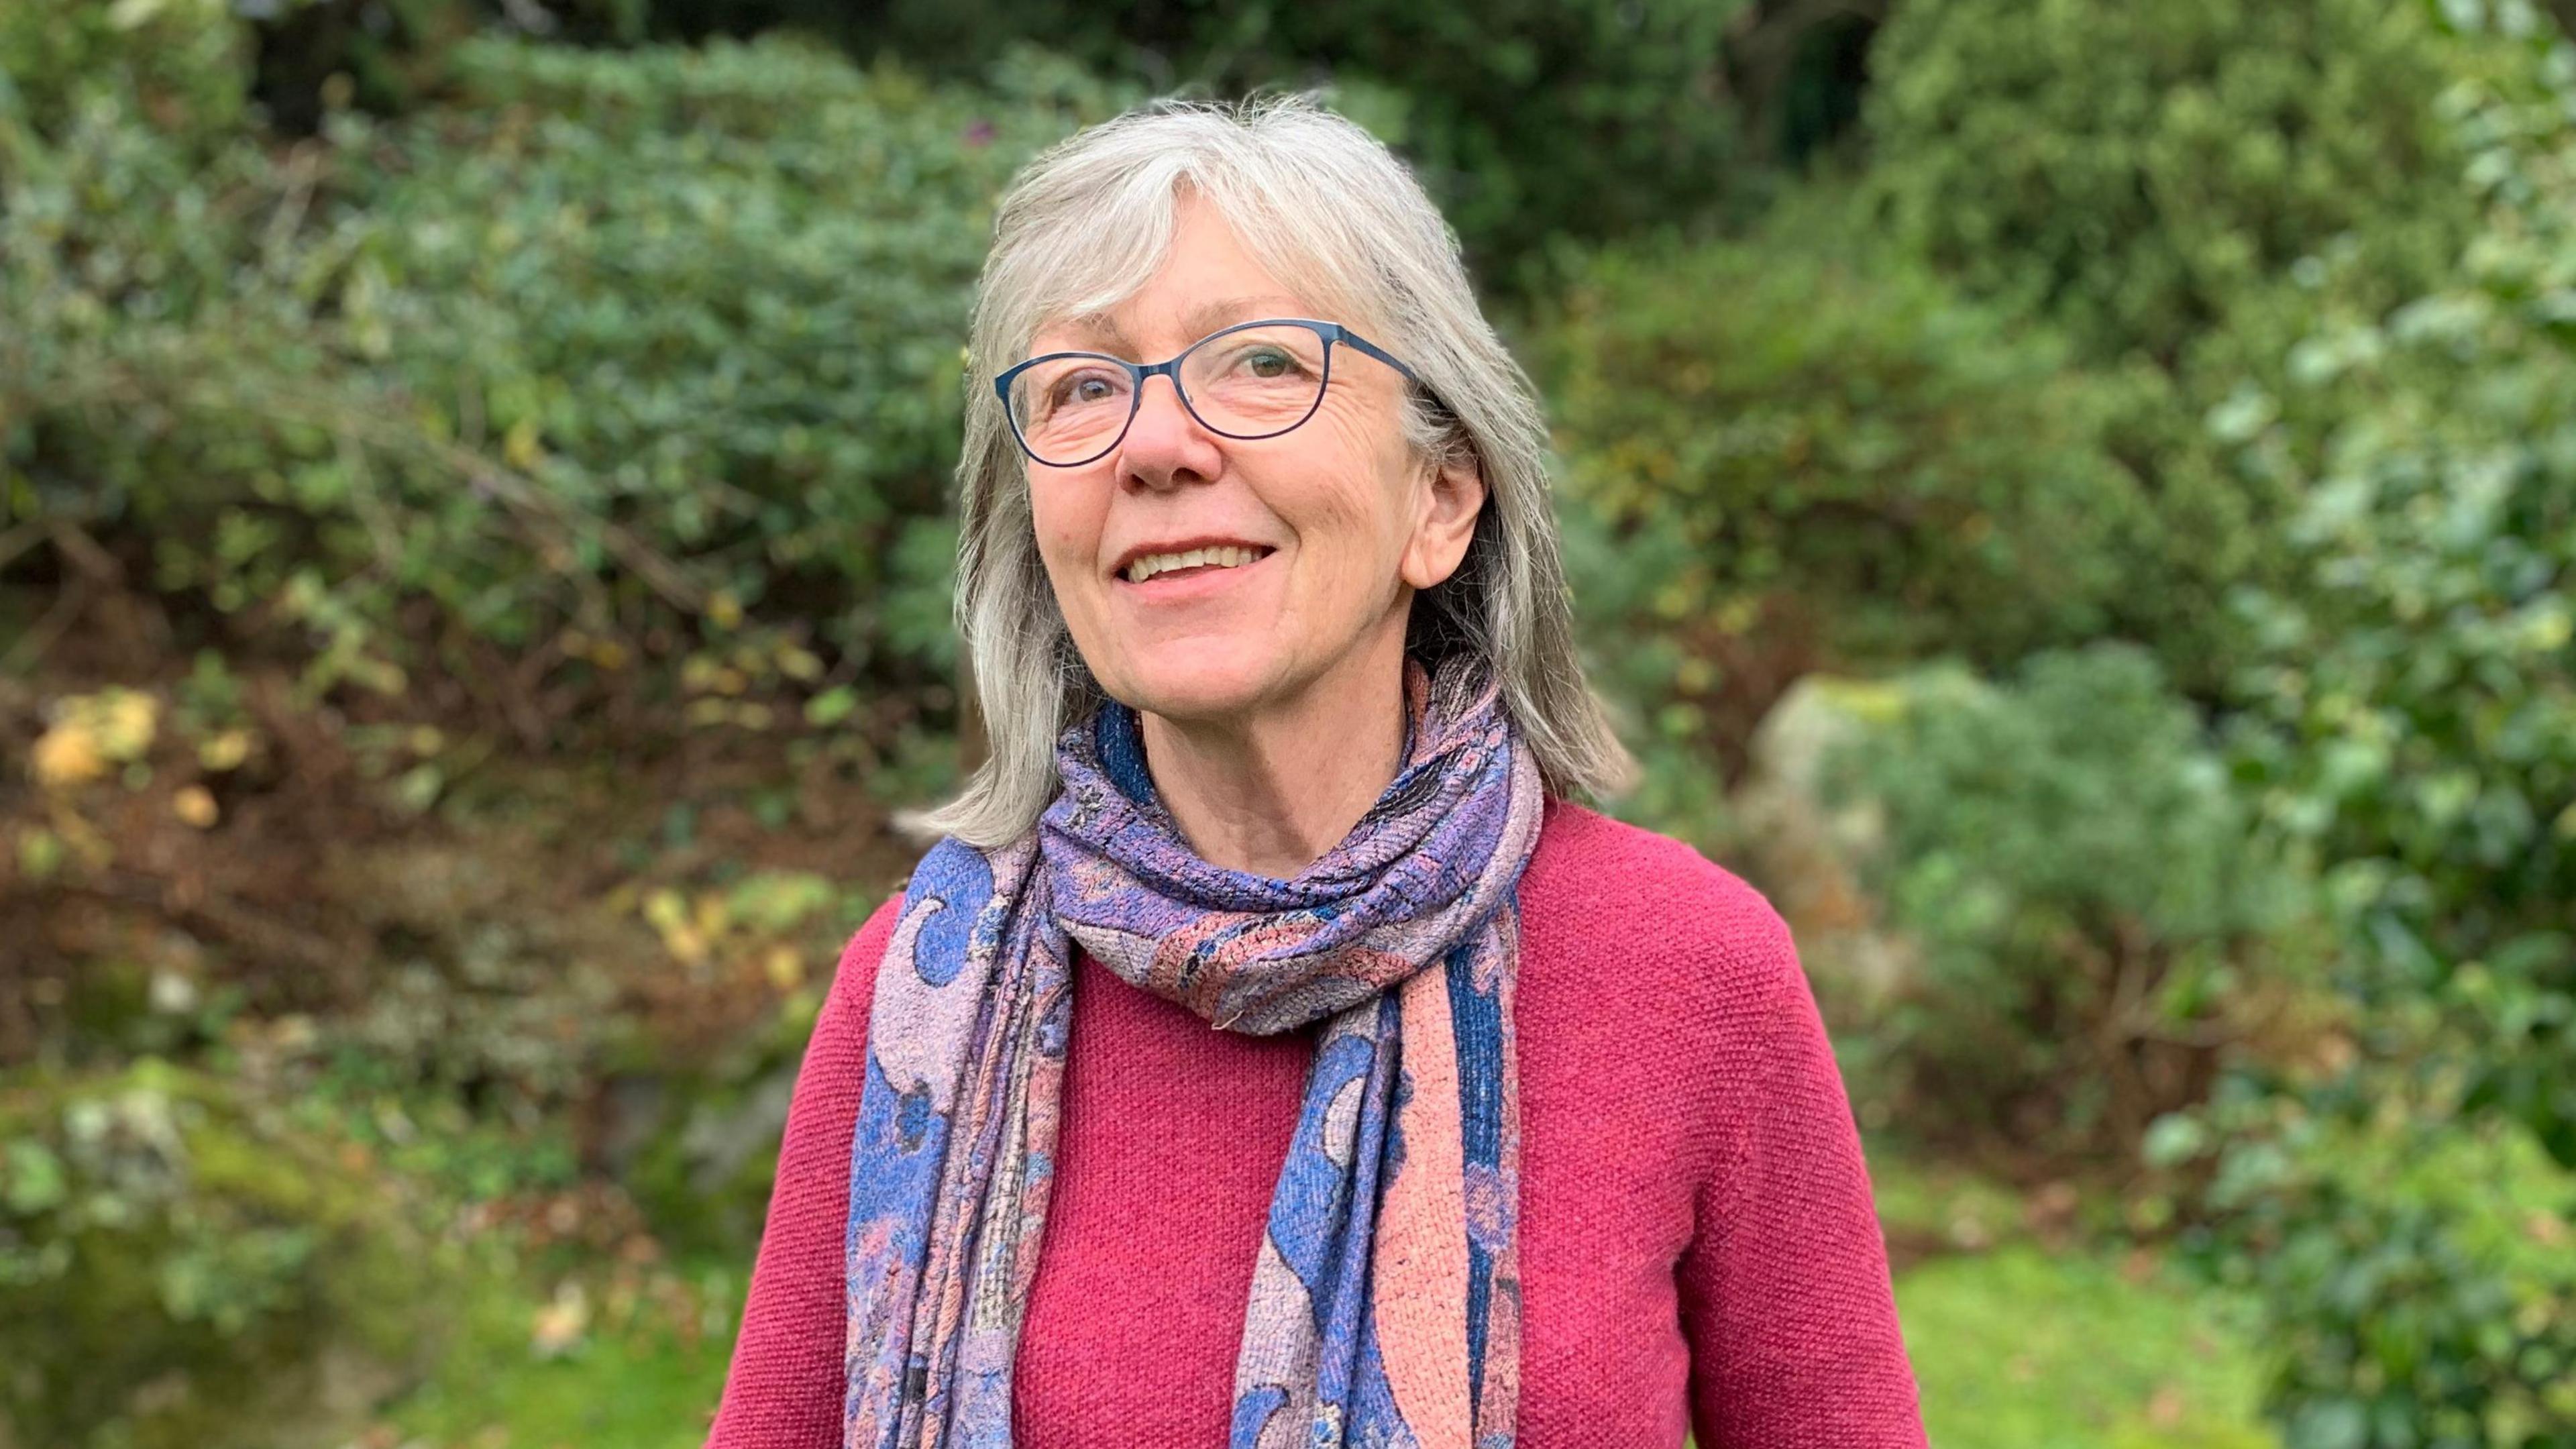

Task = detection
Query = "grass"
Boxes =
[1866,1144,2277,1449]
[1899,1246,2273,1449]
[380,1254,742,1449]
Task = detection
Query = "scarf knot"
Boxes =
[1044,656,1535,1034]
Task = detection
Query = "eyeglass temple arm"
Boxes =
[1331,326,1422,384]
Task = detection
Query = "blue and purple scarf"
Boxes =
[841,653,1544,1449]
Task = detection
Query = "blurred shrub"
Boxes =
[1847,0,2544,708]
[0,0,275,352]
[639,0,1758,288]
[244,0,657,129]
[1862,0,2499,373]
[1818,645,2318,1159]
[2223,31,2576,1174]
[1054,0,1758,286]
[0,0,254,147]
[2171,11,2576,1439]
[232,0,1809,288]
[2161,1081,2576,1448]
[0,1063,441,1447]
[2,13,1126,738]
[1534,213,2196,804]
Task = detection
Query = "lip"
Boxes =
[1107,535,1279,583]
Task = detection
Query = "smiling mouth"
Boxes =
[1119,544,1275,585]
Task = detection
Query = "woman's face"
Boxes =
[1020,194,1483,727]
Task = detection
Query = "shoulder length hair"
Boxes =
[900,92,1634,848]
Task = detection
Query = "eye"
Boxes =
[1242,347,1295,378]
[1222,343,1310,381]
[1046,368,1124,409]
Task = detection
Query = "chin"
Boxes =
[1106,641,1289,724]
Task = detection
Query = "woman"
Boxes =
[708,95,1925,1449]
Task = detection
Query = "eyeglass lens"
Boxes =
[1006,324,1330,465]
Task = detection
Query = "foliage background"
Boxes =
[4,1,2573,1445]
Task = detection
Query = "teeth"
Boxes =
[1124,545,1263,584]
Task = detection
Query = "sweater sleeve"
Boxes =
[1676,914,1929,1449]
[704,896,904,1449]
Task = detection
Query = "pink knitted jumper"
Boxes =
[705,797,1928,1448]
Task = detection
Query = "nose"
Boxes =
[1116,372,1225,492]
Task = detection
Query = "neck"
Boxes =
[1138,621,1411,880]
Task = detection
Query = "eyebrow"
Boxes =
[1051,294,1313,357]
[1044,306,1124,350]
[1181,294,1311,339]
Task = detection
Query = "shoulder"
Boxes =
[1523,796,1804,1012]
[1518,798,1847,1191]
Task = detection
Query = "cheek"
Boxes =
[1027,476,1104,582]
[1282,406,1416,568]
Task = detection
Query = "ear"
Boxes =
[1399,450,1487,590]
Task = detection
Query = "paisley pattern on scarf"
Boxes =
[841,653,1544,1449]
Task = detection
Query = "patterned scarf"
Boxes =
[841,653,1544,1449]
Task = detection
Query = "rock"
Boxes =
[1729,675,1918,1021]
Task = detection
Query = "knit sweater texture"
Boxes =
[704,796,1929,1448]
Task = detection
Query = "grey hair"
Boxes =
[898,91,1635,847]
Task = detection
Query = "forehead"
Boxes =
[1040,293,1316,357]
[1022,193,1354,357]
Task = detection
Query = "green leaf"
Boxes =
[2,1141,68,1216]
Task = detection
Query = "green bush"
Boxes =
[224,0,1769,286]
[0,0,273,345]
[1847,0,2544,706]
[1066,0,1758,286]
[0,0,254,148]
[225,0,1809,288]
[1862,0,2499,373]
[2222,38,2576,1170]
[0,1063,442,1448]
[2164,1082,2576,1448]
[3,19,1126,731]
[2176,11,2576,1440]
[1819,645,2317,1159]
[638,0,1760,288]
[1532,211,2212,803]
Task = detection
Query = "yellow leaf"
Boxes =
[642,888,690,934]
[666,924,710,965]
[32,688,158,785]
[94,688,160,763]
[777,645,824,682]
[172,786,219,829]
[503,418,545,472]
[198,729,253,771]
[32,723,104,788]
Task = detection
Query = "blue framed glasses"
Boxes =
[993,317,1424,468]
